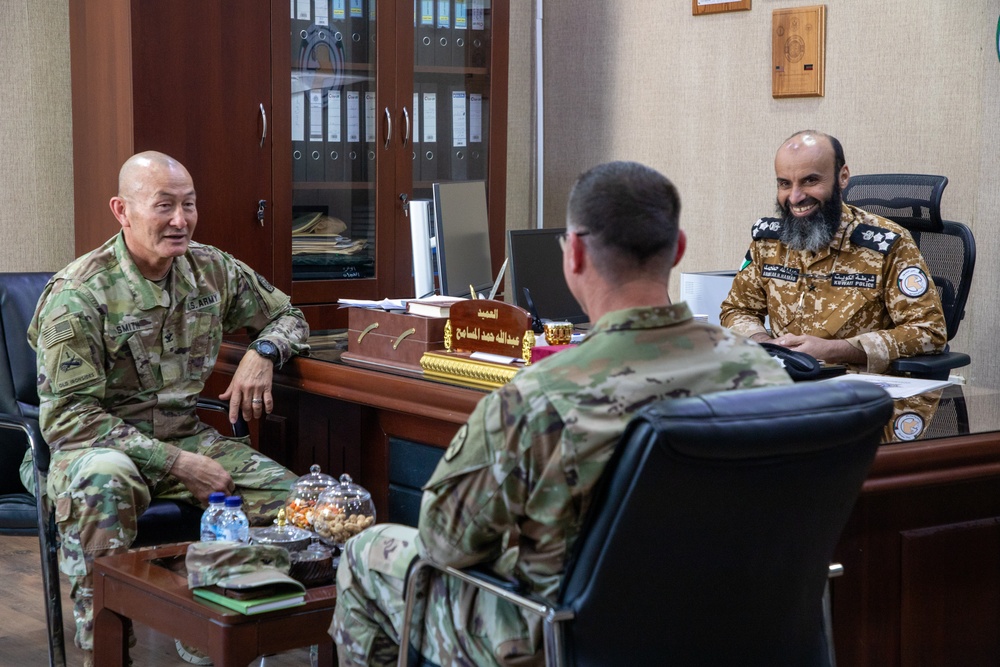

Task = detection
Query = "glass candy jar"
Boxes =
[312,474,376,547]
[284,464,336,530]
[250,508,314,552]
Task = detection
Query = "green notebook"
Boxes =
[193,587,306,615]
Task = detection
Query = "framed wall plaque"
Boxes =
[693,0,751,16]
[772,5,827,98]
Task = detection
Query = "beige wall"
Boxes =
[0,1,75,272]
[503,0,1000,391]
[5,2,997,391]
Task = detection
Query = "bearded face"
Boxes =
[775,178,844,252]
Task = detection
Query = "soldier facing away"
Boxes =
[329,161,793,666]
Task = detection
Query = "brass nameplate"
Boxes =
[445,299,534,362]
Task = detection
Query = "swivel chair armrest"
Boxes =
[196,397,250,438]
[399,557,573,667]
[889,351,970,381]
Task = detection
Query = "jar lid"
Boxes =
[318,473,372,504]
[250,508,314,547]
[290,464,337,496]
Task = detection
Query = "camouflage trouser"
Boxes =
[330,524,537,667]
[21,435,295,651]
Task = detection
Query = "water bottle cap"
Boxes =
[208,492,226,503]
[225,495,242,508]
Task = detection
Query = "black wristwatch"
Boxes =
[250,339,280,366]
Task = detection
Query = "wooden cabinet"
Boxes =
[69,0,508,331]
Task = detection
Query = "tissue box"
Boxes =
[342,308,448,374]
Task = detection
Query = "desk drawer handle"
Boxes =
[393,328,416,350]
[357,323,379,343]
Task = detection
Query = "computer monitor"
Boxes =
[507,228,589,325]
[432,181,494,298]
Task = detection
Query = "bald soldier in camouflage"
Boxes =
[721,130,946,374]
[330,161,792,666]
[19,151,308,658]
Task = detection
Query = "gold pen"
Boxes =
[469,284,477,299]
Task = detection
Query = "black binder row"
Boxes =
[412,83,488,183]
[292,0,376,66]
[416,0,490,68]
[291,79,487,184]
[292,80,377,183]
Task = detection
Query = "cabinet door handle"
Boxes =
[384,107,392,150]
[402,106,410,147]
[259,103,267,148]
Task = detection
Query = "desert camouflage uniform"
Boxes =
[18,232,309,650]
[720,203,947,374]
[330,303,792,666]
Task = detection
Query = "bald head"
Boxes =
[777,130,845,176]
[110,151,198,280]
[118,151,193,201]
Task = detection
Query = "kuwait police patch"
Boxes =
[893,412,924,441]
[897,266,929,298]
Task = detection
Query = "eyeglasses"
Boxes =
[557,230,590,250]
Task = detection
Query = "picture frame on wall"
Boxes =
[692,0,751,16]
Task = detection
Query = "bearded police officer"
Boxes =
[720,130,947,373]
[21,151,308,665]
[329,161,793,666]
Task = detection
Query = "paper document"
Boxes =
[822,373,952,399]
[471,351,525,365]
[338,298,408,310]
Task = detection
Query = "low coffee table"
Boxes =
[93,542,338,667]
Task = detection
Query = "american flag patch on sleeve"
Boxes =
[42,320,74,348]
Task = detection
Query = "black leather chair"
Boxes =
[0,272,247,667]
[399,381,893,667]
[842,174,976,380]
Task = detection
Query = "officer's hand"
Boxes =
[220,351,274,424]
[773,334,866,365]
[169,450,234,505]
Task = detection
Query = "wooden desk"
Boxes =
[209,343,1000,667]
[92,543,337,667]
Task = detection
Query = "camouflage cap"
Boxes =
[185,540,292,589]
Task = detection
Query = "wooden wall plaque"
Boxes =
[772,5,826,98]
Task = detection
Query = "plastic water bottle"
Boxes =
[220,495,250,543]
[199,492,227,542]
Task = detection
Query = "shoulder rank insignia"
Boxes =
[751,217,782,241]
[850,223,899,255]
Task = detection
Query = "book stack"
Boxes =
[192,569,307,615]
[406,296,466,318]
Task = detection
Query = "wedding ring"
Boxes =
[251,398,263,404]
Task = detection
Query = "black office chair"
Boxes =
[842,174,976,380]
[399,381,893,667]
[0,272,247,667]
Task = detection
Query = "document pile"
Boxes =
[292,212,368,256]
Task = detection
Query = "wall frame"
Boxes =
[693,0,751,16]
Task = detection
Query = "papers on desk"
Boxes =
[822,373,952,399]
[338,298,409,311]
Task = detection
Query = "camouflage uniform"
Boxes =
[18,232,309,650]
[720,203,947,374]
[330,304,792,666]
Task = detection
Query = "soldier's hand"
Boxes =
[169,450,234,505]
[773,334,866,365]
[220,351,275,424]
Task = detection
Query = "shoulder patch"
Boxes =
[893,412,924,441]
[41,319,75,349]
[751,218,782,241]
[52,344,100,392]
[897,266,930,298]
[850,223,900,255]
[236,260,289,318]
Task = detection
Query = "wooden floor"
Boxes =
[0,534,314,666]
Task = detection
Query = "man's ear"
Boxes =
[109,197,129,229]
[567,232,588,275]
[839,164,851,190]
[672,229,687,268]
